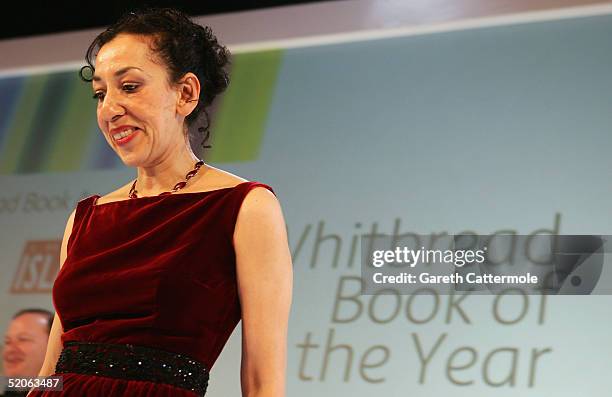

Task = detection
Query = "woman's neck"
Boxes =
[134,145,204,195]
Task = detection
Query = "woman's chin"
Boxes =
[117,153,144,168]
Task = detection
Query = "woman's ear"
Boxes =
[176,72,201,116]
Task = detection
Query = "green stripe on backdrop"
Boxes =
[44,75,97,172]
[208,50,283,162]
[18,72,73,173]
[0,74,49,174]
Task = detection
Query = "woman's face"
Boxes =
[92,33,184,166]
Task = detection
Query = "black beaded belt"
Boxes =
[55,341,209,396]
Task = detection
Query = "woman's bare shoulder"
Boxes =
[193,164,249,192]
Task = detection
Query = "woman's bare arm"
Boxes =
[26,209,75,397]
[234,187,293,397]
[37,208,75,377]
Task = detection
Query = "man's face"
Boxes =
[2,313,49,377]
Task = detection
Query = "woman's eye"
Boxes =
[92,84,138,101]
[122,84,138,92]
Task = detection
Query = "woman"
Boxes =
[29,7,293,397]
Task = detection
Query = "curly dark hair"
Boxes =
[80,7,231,151]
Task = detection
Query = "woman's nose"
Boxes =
[99,93,125,122]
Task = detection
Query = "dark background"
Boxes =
[0,0,334,40]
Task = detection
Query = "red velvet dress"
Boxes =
[30,181,274,396]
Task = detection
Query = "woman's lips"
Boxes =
[113,128,140,146]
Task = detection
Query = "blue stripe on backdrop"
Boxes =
[0,76,25,154]
[87,118,122,170]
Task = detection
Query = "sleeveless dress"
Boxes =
[29,181,275,396]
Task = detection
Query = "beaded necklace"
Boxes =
[128,160,205,198]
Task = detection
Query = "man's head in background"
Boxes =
[2,309,53,377]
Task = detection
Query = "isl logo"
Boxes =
[10,240,60,293]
